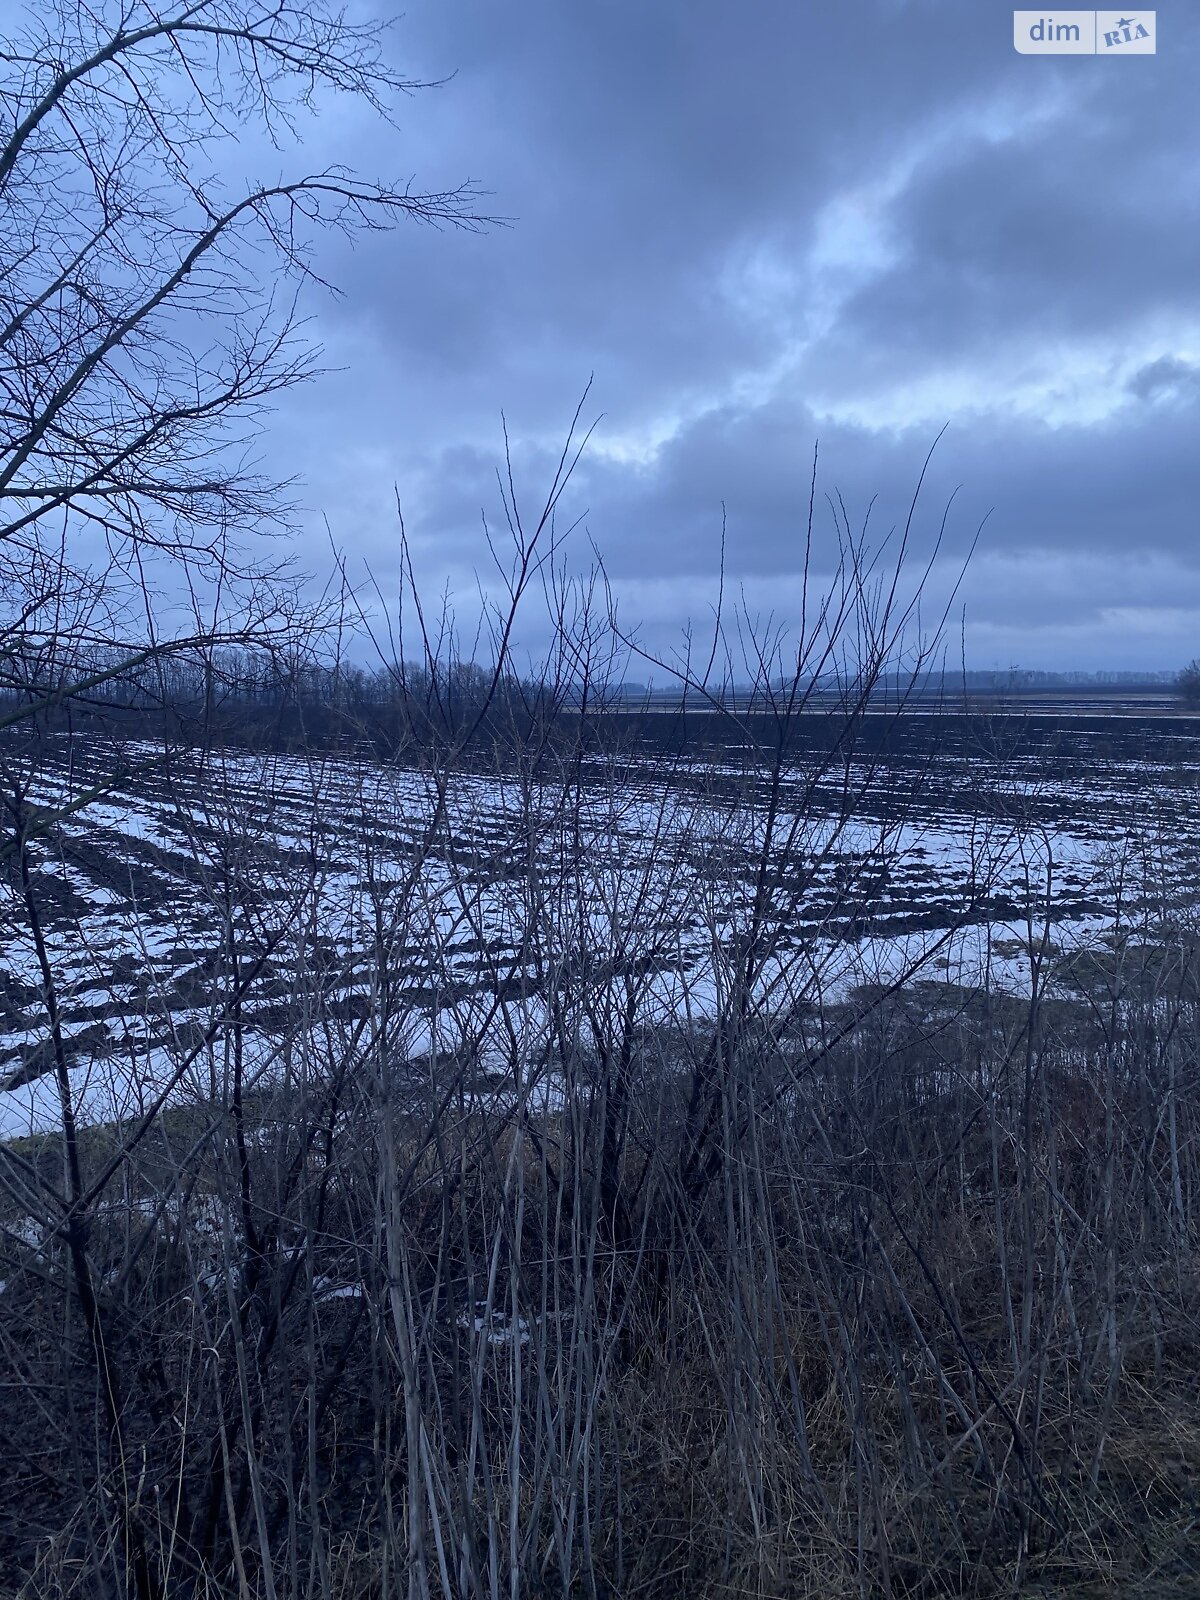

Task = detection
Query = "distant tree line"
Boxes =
[970,667,1175,687]
[0,642,643,755]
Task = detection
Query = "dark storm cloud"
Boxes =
[313,0,1017,410]
[808,69,1200,383]
[1127,355,1200,402]
[275,0,1200,669]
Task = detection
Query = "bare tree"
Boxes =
[0,8,491,1595]
[0,0,489,734]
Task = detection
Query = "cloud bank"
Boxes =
[269,0,1200,670]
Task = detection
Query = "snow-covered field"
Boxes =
[3,722,1198,1139]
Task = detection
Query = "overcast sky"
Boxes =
[268,0,1198,672]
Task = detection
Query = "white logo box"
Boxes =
[1013,11,1156,54]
